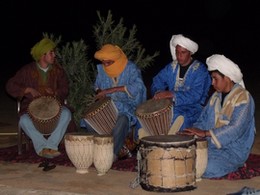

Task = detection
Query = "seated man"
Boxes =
[180,54,255,178]
[139,34,211,138]
[6,38,72,158]
[81,44,147,161]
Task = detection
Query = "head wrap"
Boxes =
[206,54,245,88]
[94,44,128,78]
[170,34,198,61]
[30,38,56,61]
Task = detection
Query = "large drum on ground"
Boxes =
[195,138,208,181]
[136,98,173,135]
[64,133,94,174]
[138,135,196,192]
[93,135,114,176]
[84,97,118,135]
[28,96,62,135]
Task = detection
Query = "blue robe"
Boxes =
[193,84,255,178]
[151,60,211,130]
[94,60,147,129]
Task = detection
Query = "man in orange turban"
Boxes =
[81,44,147,161]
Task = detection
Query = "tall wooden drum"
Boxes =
[136,98,173,135]
[28,96,62,135]
[84,97,118,135]
[139,135,196,192]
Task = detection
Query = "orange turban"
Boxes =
[94,44,128,78]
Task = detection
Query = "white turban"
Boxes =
[170,34,198,61]
[206,54,245,88]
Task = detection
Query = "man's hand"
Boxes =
[153,91,174,100]
[178,127,206,137]
[25,87,41,97]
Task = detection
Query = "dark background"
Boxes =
[2,0,259,96]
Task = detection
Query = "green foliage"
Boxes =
[42,10,159,128]
[93,10,159,70]
[57,40,96,123]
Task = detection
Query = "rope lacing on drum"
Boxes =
[129,150,141,189]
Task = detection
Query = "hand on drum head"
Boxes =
[153,91,174,100]
[178,127,205,138]
[44,87,55,95]
[25,87,41,98]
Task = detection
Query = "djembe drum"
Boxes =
[64,133,94,174]
[93,135,114,176]
[28,96,62,135]
[84,97,118,135]
[195,138,208,181]
[138,135,196,192]
[136,98,173,135]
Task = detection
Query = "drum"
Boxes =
[136,98,173,135]
[64,133,94,174]
[195,138,208,181]
[84,97,118,135]
[93,135,114,176]
[28,96,62,135]
[139,135,196,192]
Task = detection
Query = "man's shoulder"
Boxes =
[17,62,36,72]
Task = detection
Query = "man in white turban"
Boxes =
[141,34,211,137]
[206,54,245,88]
[170,34,199,61]
[180,54,255,178]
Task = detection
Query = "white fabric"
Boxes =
[170,34,198,61]
[206,54,245,88]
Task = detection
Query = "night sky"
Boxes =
[2,0,260,95]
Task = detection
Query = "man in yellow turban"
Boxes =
[6,37,72,159]
[81,44,147,161]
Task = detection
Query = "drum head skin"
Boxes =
[136,99,172,116]
[28,96,61,120]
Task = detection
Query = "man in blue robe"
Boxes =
[148,34,211,135]
[81,44,147,161]
[180,54,256,178]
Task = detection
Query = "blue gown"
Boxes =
[80,61,147,155]
[94,61,147,127]
[193,84,255,178]
[151,60,211,130]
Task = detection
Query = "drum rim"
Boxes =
[135,98,173,117]
[28,95,61,120]
[140,135,195,145]
[84,97,112,117]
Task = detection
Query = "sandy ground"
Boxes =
[0,83,260,195]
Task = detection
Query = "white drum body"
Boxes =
[93,135,114,176]
[64,133,94,174]
[195,138,208,181]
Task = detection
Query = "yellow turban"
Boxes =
[94,44,128,78]
[30,38,56,61]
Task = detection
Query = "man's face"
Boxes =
[175,45,192,66]
[42,50,56,65]
[211,72,231,93]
